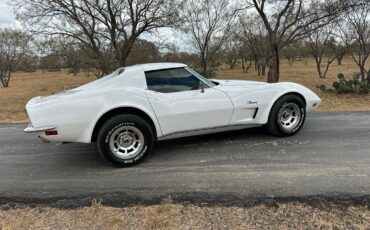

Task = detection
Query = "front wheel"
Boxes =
[97,114,154,167]
[266,94,306,137]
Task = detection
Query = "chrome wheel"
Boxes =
[109,126,144,160]
[278,103,301,131]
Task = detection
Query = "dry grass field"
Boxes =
[0,57,369,123]
[1,200,370,230]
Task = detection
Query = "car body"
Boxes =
[24,63,321,166]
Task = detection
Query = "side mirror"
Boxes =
[200,82,205,93]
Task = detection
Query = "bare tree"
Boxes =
[180,0,239,77]
[126,39,161,65]
[281,43,300,66]
[237,43,253,76]
[307,26,336,78]
[0,29,31,88]
[237,15,271,76]
[15,0,179,76]
[221,38,239,70]
[338,2,370,84]
[16,54,39,73]
[39,55,63,73]
[247,0,357,83]
[160,42,200,67]
[330,41,347,65]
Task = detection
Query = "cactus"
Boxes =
[352,74,360,81]
[316,84,326,92]
[326,88,334,93]
[320,73,369,94]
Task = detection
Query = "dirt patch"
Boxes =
[1,57,369,123]
[1,199,369,230]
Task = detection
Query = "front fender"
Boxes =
[258,83,321,124]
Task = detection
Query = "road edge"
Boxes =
[1,192,370,210]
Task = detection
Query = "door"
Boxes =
[144,68,234,136]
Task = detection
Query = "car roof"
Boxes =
[125,63,187,72]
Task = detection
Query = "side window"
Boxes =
[145,68,206,93]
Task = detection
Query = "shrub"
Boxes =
[47,68,62,72]
[316,73,369,94]
[40,87,48,92]
[68,68,80,75]
[22,68,37,73]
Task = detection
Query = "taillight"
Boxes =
[45,130,58,136]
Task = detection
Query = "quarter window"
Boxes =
[145,68,206,93]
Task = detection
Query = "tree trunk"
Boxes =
[0,71,10,88]
[257,64,261,76]
[254,60,258,71]
[241,59,246,72]
[337,55,343,65]
[288,57,293,66]
[360,67,366,83]
[318,69,323,79]
[96,62,110,78]
[119,39,136,67]
[314,57,324,79]
[202,64,208,77]
[229,59,237,69]
[267,43,280,83]
[200,56,208,77]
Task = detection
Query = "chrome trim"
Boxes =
[158,123,262,140]
[24,123,56,133]
[186,67,215,88]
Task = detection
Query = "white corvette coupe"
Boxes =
[25,63,321,166]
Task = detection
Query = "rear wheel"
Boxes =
[97,114,154,167]
[266,94,306,137]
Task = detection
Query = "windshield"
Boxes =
[186,67,216,87]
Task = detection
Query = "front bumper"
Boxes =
[24,123,56,133]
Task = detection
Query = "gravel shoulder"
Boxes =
[1,199,370,230]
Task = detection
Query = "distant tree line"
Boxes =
[0,0,369,87]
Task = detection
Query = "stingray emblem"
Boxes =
[247,101,258,105]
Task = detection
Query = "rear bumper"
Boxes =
[24,123,56,133]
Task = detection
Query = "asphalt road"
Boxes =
[1,112,370,207]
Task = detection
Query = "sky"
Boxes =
[0,0,189,52]
[0,0,21,28]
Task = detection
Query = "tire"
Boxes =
[266,94,306,137]
[97,114,154,167]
